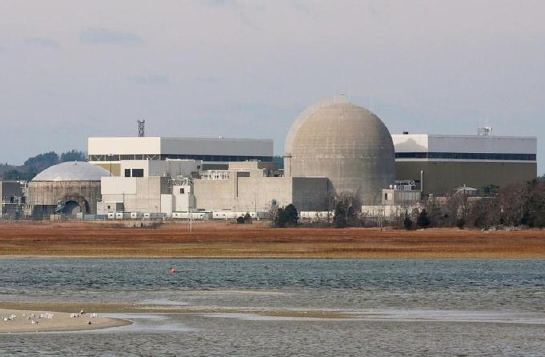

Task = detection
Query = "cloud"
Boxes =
[26,38,61,49]
[130,74,170,86]
[202,0,235,6]
[195,76,219,84]
[291,0,311,15]
[79,28,142,46]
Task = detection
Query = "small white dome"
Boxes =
[32,162,110,181]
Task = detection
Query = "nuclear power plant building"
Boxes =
[393,134,537,195]
[283,99,395,206]
[18,97,539,220]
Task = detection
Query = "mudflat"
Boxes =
[1,221,544,259]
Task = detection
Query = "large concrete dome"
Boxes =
[284,99,395,206]
[33,161,110,182]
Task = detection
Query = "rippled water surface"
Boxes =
[2,259,545,356]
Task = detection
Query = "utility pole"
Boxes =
[188,208,193,233]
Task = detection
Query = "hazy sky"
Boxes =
[1,0,543,172]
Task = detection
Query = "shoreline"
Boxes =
[1,255,545,260]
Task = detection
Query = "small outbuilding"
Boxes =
[27,161,110,219]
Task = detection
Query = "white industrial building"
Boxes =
[88,136,273,176]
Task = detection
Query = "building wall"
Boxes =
[393,134,537,155]
[95,163,120,177]
[99,176,169,213]
[0,181,23,202]
[193,179,238,212]
[88,137,273,158]
[292,177,332,211]
[395,161,537,195]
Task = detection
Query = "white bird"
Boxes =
[31,320,39,325]
[70,313,79,318]
[90,313,98,318]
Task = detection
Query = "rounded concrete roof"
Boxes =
[285,98,395,205]
[33,161,110,182]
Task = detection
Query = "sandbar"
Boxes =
[0,308,131,333]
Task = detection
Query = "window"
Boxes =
[124,169,131,177]
[132,169,144,177]
[180,188,185,194]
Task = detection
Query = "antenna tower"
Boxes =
[137,120,145,137]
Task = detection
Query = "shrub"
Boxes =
[416,209,431,229]
[403,215,413,230]
[273,204,298,228]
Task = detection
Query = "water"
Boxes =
[1,259,545,356]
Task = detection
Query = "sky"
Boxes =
[0,0,544,173]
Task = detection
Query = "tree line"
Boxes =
[1,150,86,180]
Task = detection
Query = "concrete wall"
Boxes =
[395,161,537,195]
[292,177,332,211]
[194,176,329,213]
[193,179,236,211]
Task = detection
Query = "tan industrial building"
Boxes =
[393,134,537,195]
[193,161,331,213]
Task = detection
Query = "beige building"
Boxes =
[194,162,331,213]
